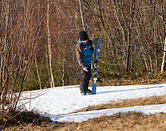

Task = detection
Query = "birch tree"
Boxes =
[79,0,86,31]
[161,37,166,73]
[47,0,55,88]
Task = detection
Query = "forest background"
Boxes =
[0,0,166,110]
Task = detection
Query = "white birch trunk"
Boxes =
[79,0,86,31]
[47,0,55,88]
[35,54,42,89]
[161,37,166,73]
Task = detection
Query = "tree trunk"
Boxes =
[47,0,55,88]
[161,37,166,73]
[35,54,42,89]
[111,0,126,68]
[79,0,86,31]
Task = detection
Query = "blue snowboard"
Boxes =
[92,38,100,94]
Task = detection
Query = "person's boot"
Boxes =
[86,89,92,94]
[80,91,86,95]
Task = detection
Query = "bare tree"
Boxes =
[35,54,42,89]
[111,0,126,69]
[79,0,86,31]
[161,37,166,73]
[0,0,42,111]
[47,0,55,88]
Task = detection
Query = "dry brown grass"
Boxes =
[56,112,166,131]
[98,77,166,87]
[97,72,166,87]
[74,95,166,113]
[4,112,166,131]
[0,110,51,130]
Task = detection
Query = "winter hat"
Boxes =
[79,31,88,41]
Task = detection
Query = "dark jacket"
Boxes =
[76,39,95,68]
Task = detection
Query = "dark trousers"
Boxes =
[80,64,91,92]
